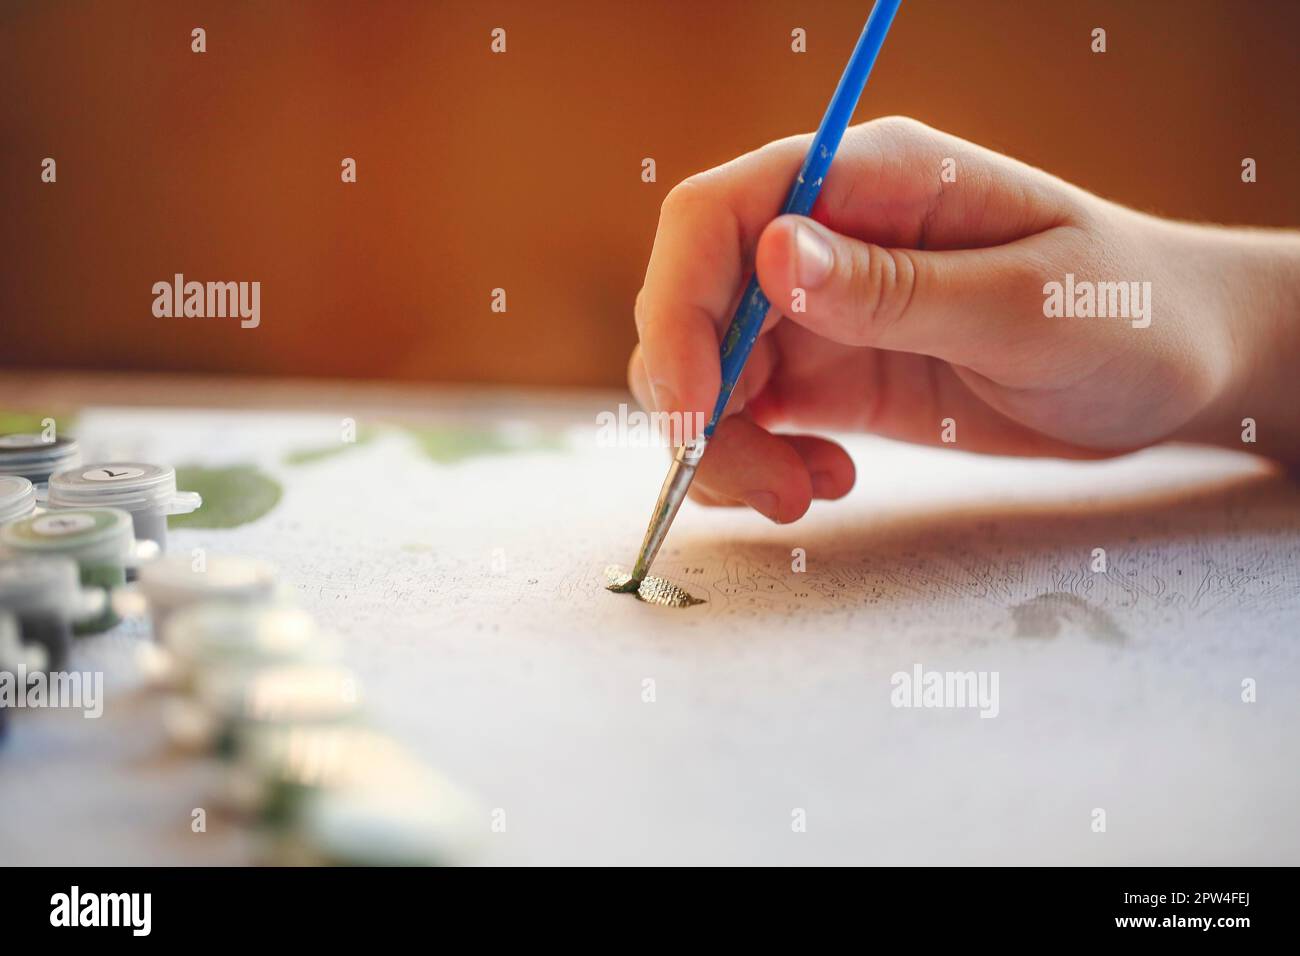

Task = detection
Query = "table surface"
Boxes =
[1,371,1297,866]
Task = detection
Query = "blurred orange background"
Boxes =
[2,0,1296,388]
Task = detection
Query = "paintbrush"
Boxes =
[613,0,903,593]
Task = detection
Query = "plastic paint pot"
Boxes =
[167,660,360,756]
[288,772,481,867]
[1,606,57,743]
[241,725,480,865]
[160,603,339,691]
[0,508,148,634]
[0,434,81,485]
[47,463,201,553]
[0,606,48,676]
[0,476,37,527]
[0,557,105,671]
[137,554,282,640]
[0,609,18,742]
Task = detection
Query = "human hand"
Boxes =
[628,116,1300,521]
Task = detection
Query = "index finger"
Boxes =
[636,134,812,427]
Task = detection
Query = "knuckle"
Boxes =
[845,243,918,341]
[1008,254,1054,314]
[660,176,711,218]
[867,114,929,142]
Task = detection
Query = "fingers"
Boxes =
[628,336,778,438]
[634,116,1078,427]
[635,137,813,426]
[754,214,1053,373]
[694,415,860,522]
[628,353,856,520]
[804,116,1074,250]
[780,434,856,500]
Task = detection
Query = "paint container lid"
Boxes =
[0,556,104,620]
[0,434,81,482]
[162,603,340,680]
[289,746,479,866]
[138,554,280,613]
[48,462,202,516]
[0,477,37,526]
[238,724,479,864]
[0,508,135,564]
[243,723,478,868]
[194,662,361,727]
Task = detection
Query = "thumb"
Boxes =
[755,214,1038,365]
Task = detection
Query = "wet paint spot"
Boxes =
[604,565,705,608]
[1010,592,1126,644]
[170,465,283,529]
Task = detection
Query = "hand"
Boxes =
[628,116,1300,522]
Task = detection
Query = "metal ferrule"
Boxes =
[629,438,708,583]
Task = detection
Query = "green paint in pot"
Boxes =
[77,561,127,633]
[0,508,134,634]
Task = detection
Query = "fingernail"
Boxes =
[650,384,678,445]
[793,222,834,289]
[651,382,677,413]
[810,471,837,498]
[743,490,781,522]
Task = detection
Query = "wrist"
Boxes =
[1169,224,1300,466]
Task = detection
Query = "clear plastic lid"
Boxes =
[0,435,81,480]
[48,462,201,515]
[138,554,280,609]
[0,476,37,525]
[297,780,480,867]
[266,728,480,865]
[162,603,339,670]
[0,507,135,562]
[194,661,360,724]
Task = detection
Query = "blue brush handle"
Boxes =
[704,0,902,437]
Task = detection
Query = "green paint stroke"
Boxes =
[284,426,377,466]
[0,409,78,435]
[170,465,283,529]
[404,424,564,464]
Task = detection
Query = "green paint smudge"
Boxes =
[283,423,563,467]
[0,409,78,435]
[403,425,564,464]
[170,465,283,529]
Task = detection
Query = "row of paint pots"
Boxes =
[0,458,201,554]
[0,550,281,729]
[140,555,485,865]
[0,450,203,634]
[1,550,481,864]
